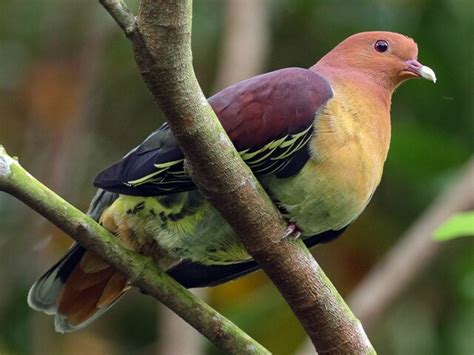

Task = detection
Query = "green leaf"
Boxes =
[434,211,474,241]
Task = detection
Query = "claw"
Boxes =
[281,223,301,240]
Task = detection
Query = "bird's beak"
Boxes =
[404,59,437,83]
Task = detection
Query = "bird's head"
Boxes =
[314,31,436,91]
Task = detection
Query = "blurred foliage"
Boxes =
[434,211,474,241]
[0,0,473,354]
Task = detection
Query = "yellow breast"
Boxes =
[308,86,391,225]
[316,92,389,186]
[257,79,392,236]
[262,89,391,234]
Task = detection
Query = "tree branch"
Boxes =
[156,1,271,353]
[99,0,375,353]
[296,158,474,355]
[98,0,135,35]
[0,146,269,355]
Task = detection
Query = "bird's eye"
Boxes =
[374,40,389,53]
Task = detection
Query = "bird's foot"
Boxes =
[281,223,301,240]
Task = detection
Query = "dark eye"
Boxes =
[374,40,389,53]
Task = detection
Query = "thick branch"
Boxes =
[296,158,474,355]
[0,146,268,355]
[157,2,271,353]
[99,0,375,353]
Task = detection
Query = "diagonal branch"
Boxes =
[100,0,375,353]
[0,146,268,355]
[296,158,474,355]
[98,0,135,34]
[157,1,271,353]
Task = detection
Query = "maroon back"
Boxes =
[209,67,332,150]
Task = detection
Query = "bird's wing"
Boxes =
[168,228,346,288]
[93,68,332,196]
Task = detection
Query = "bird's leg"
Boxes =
[281,223,301,240]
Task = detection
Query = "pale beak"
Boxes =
[404,59,437,83]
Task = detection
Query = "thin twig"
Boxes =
[99,0,136,35]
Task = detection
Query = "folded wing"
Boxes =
[93,68,332,196]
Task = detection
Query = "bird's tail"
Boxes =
[27,190,128,333]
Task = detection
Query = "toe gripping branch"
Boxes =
[281,223,301,240]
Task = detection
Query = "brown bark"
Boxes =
[157,1,270,353]
[296,158,474,355]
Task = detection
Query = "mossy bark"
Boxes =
[0,146,269,355]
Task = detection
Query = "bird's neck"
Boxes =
[311,62,392,150]
[306,63,393,215]
[311,63,393,108]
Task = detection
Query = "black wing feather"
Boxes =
[168,227,346,288]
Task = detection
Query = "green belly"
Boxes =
[108,157,373,266]
[261,159,373,236]
[109,192,250,265]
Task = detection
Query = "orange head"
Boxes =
[313,31,436,91]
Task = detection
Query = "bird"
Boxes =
[28,31,436,332]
